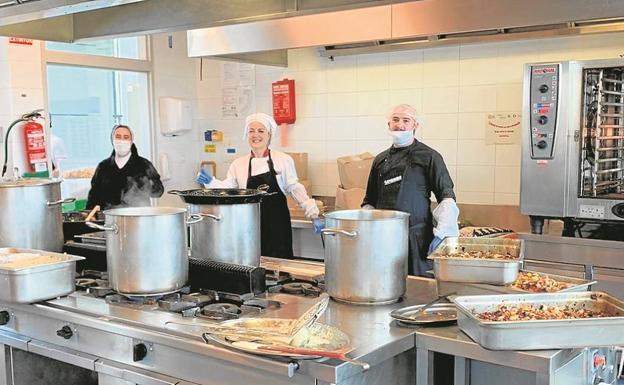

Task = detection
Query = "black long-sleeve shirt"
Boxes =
[86,145,164,210]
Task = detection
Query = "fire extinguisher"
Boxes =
[272,79,296,146]
[1,109,45,178]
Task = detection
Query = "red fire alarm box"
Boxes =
[23,121,48,172]
[272,79,296,125]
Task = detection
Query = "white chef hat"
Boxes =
[243,113,278,140]
[387,104,418,122]
[110,124,134,144]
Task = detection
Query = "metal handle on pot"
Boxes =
[186,213,221,225]
[46,197,76,207]
[320,228,358,238]
[85,221,118,233]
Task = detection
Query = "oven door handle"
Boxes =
[95,359,179,385]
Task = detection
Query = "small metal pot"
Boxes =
[322,209,409,305]
[87,207,200,295]
[0,179,74,252]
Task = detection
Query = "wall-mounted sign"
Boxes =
[485,112,521,145]
[8,37,33,45]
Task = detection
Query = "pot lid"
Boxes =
[104,207,187,217]
[168,188,267,205]
[0,178,61,188]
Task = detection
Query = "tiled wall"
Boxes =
[195,32,624,206]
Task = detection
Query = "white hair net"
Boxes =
[243,113,278,140]
[110,124,134,144]
[387,104,418,122]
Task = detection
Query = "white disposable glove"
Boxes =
[432,198,460,239]
[302,198,320,219]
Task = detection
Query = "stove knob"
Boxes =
[538,115,548,125]
[56,325,73,340]
[133,343,148,362]
[536,140,548,149]
[0,311,10,325]
[539,84,549,93]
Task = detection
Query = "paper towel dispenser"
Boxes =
[159,97,192,136]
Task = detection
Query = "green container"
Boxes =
[62,199,87,213]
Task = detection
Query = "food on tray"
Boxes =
[0,252,65,269]
[63,167,95,179]
[510,272,571,293]
[441,248,517,260]
[476,304,617,321]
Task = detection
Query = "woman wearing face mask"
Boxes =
[196,113,321,259]
[86,124,164,210]
[362,104,459,277]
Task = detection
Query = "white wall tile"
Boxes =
[423,46,459,87]
[388,89,422,112]
[456,191,495,205]
[294,70,327,94]
[355,116,387,140]
[459,44,499,86]
[326,116,357,141]
[12,88,43,112]
[326,141,358,160]
[496,83,523,111]
[421,114,457,140]
[357,91,389,115]
[388,50,423,89]
[458,85,497,112]
[424,139,457,165]
[456,165,495,192]
[494,193,520,205]
[356,53,389,91]
[493,40,540,83]
[457,139,495,165]
[291,117,326,142]
[289,48,328,71]
[356,140,388,155]
[422,87,459,114]
[297,93,327,117]
[327,56,357,93]
[494,166,520,194]
[194,98,221,120]
[458,112,486,139]
[495,144,521,166]
[9,60,43,89]
[327,93,358,117]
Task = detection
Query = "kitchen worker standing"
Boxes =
[87,124,164,209]
[196,112,321,259]
[362,104,459,276]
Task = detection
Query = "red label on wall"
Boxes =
[8,37,33,45]
[272,79,296,125]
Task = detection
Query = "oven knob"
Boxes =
[538,115,548,125]
[133,343,148,362]
[539,84,549,93]
[536,140,548,149]
[56,325,73,340]
[0,311,10,325]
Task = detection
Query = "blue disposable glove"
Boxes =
[312,218,325,234]
[195,168,213,185]
[428,236,443,255]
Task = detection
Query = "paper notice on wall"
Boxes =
[485,112,521,145]
[221,63,255,87]
[222,86,256,119]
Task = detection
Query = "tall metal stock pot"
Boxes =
[322,209,409,305]
[169,188,267,266]
[0,179,74,252]
[87,207,192,295]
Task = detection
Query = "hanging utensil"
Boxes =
[257,345,370,371]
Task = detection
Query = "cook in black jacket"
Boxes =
[87,125,163,209]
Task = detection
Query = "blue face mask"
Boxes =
[389,130,414,147]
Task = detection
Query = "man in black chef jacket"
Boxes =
[87,124,163,209]
[362,104,459,276]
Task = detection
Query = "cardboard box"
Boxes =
[335,187,366,210]
[286,152,308,180]
[337,152,374,189]
[287,179,312,208]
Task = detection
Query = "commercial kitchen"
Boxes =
[0,1,624,385]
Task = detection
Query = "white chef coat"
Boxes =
[205,150,319,218]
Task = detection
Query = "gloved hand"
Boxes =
[428,236,443,255]
[195,168,213,186]
[312,217,325,234]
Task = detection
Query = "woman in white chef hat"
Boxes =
[196,112,322,259]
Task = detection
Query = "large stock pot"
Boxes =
[87,207,196,295]
[322,209,409,305]
[0,179,74,252]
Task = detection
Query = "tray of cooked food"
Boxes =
[0,248,84,303]
[428,237,524,285]
[451,291,624,350]
[437,270,595,296]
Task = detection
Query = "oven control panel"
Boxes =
[529,64,559,159]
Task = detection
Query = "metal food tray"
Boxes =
[452,291,624,350]
[428,237,524,285]
[437,270,596,297]
[0,248,84,303]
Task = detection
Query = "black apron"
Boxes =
[246,151,294,259]
[376,145,434,276]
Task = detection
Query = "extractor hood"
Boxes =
[187,0,624,66]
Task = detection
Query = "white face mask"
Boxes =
[113,140,132,156]
[389,130,414,147]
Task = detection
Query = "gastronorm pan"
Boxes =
[452,291,624,350]
[0,248,84,303]
[437,270,595,297]
[428,237,524,285]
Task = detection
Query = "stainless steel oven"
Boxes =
[521,59,624,232]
